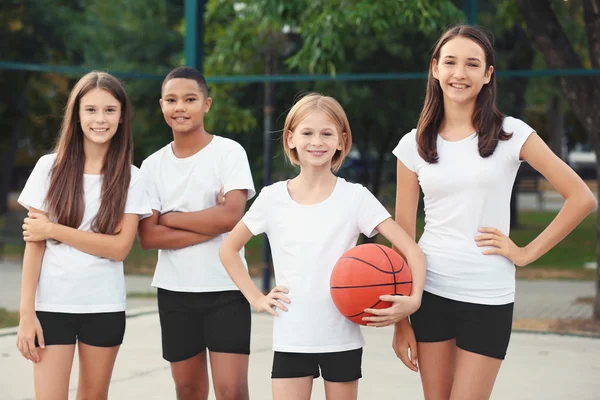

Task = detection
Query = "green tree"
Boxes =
[515,0,600,320]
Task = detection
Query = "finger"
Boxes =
[363,308,388,316]
[22,223,28,230]
[366,320,394,328]
[265,305,278,316]
[474,233,497,241]
[409,340,419,368]
[21,339,32,361]
[379,294,408,303]
[270,300,288,312]
[273,293,291,304]
[475,239,501,247]
[28,338,39,362]
[399,350,418,372]
[482,248,502,255]
[37,328,45,349]
[272,286,289,294]
[479,227,499,234]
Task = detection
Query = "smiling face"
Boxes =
[160,78,212,134]
[78,88,122,148]
[432,36,493,106]
[286,111,344,171]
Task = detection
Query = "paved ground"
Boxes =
[0,311,598,400]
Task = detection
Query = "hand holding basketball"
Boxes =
[251,286,290,316]
[362,294,421,327]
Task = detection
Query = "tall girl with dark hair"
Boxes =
[16,71,151,400]
[390,25,596,399]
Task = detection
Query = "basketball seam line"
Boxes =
[375,244,401,295]
[339,256,404,274]
[331,282,412,289]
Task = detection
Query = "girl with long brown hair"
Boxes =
[391,25,596,399]
[15,71,151,399]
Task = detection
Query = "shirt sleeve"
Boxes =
[503,117,535,163]
[392,129,418,172]
[140,159,161,213]
[220,141,256,200]
[355,185,391,238]
[17,154,55,212]
[241,187,269,235]
[125,169,154,219]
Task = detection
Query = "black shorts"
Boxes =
[157,289,251,362]
[410,291,514,360]
[35,311,125,348]
[271,348,363,382]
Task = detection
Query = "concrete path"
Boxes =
[0,312,598,400]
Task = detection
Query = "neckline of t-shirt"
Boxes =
[284,177,341,207]
[167,135,217,162]
[437,131,477,143]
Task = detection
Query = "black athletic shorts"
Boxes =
[271,348,363,382]
[35,311,125,348]
[157,289,251,362]
[410,291,514,360]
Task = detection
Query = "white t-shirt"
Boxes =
[17,153,153,313]
[243,178,391,353]
[141,136,256,292]
[392,117,534,305]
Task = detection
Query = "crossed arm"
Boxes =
[138,189,249,250]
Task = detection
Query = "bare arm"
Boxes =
[160,190,248,236]
[476,133,597,266]
[17,207,47,362]
[138,210,214,250]
[24,212,141,262]
[219,220,289,315]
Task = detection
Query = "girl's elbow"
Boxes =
[584,193,598,214]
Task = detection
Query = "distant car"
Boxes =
[567,144,596,179]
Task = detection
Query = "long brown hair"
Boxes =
[46,72,133,234]
[417,25,510,163]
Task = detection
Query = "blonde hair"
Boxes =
[282,93,352,173]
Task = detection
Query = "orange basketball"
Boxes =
[330,243,412,325]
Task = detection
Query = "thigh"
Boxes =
[271,352,319,379]
[449,347,502,400]
[410,291,456,343]
[33,344,76,400]
[78,312,126,347]
[158,288,206,362]
[76,342,120,400]
[209,352,249,400]
[323,380,359,400]
[35,311,78,346]
[417,340,456,400]
[319,348,362,383]
[170,351,210,399]
[272,377,313,400]
[204,291,251,355]
[455,301,514,360]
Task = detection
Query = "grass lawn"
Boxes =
[2,212,597,279]
[0,308,20,329]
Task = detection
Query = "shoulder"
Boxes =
[129,165,144,182]
[37,153,57,168]
[394,128,418,149]
[502,116,535,136]
[259,180,286,196]
[31,153,57,175]
[140,143,170,170]
[213,135,246,154]
[336,178,369,199]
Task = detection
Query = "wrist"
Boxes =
[19,309,36,318]
[47,222,57,239]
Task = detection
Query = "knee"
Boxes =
[175,382,208,400]
[214,382,248,400]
